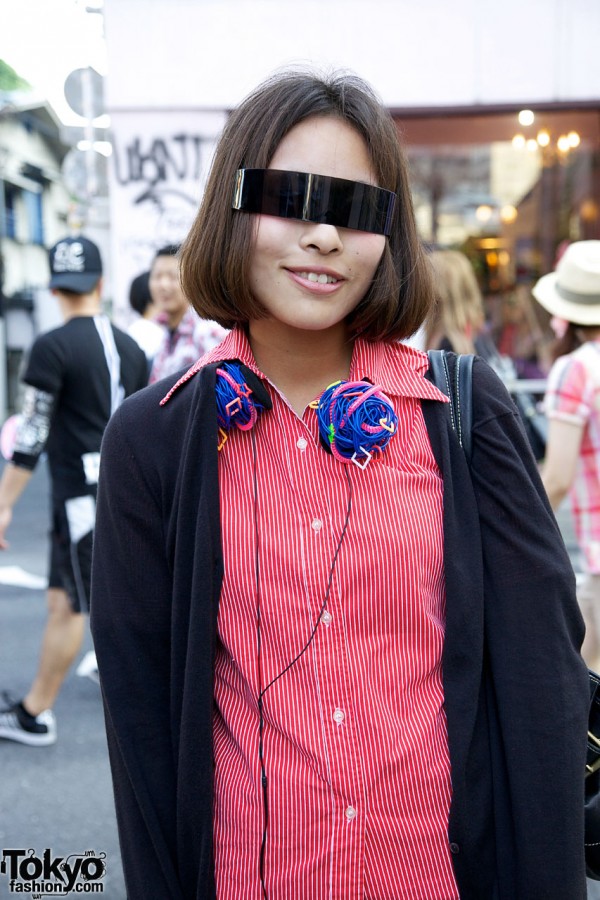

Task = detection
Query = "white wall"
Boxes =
[108,109,225,323]
[0,116,70,296]
[0,117,61,184]
[104,0,600,110]
[103,0,600,317]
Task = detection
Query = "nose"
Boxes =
[155,275,174,293]
[299,222,343,254]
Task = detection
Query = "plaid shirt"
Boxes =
[149,309,227,384]
[544,339,600,573]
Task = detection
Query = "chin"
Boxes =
[287,318,346,333]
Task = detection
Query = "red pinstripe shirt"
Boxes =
[206,328,458,900]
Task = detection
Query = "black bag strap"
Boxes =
[426,349,475,464]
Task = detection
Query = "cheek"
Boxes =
[252,215,293,257]
[369,235,387,266]
[351,235,386,279]
[248,220,280,290]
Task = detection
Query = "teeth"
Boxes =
[299,272,338,284]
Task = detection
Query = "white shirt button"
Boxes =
[345,806,357,821]
[333,708,345,725]
[321,611,332,626]
[296,437,308,451]
[311,518,322,532]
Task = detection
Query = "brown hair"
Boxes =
[549,321,600,362]
[179,69,433,341]
[425,250,485,355]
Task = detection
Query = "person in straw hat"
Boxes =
[533,240,600,670]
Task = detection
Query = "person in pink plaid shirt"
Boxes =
[535,240,600,670]
[148,244,227,384]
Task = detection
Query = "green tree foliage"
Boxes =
[0,59,31,91]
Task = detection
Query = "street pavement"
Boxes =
[0,460,126,898]
[0,458,597,899]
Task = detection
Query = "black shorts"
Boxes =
[48,493,96,614]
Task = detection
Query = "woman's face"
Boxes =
[149,254,188,328]
[247,116,386,338]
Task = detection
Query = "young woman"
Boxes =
[91,71,588,900]
[535,240,600,671]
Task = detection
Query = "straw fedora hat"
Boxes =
[532,240,600,326]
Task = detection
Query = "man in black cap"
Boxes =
[0,235,148,745]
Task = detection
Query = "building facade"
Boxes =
[101,0,600,377]
[0,96,71,416]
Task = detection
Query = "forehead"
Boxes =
[269,116,377,186]
[151,254,179,276]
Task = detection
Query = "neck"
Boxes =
[144,302,160,321]
[248,321,355,416]
[56,292,102,321]
[166,307,187,330]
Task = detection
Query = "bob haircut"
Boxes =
[180,69,434,341]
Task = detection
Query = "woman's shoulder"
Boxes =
[424,347,513,408]
[469,354,517,425]
[108,363,216,455]
[120,371,188,421]
[547,344,590,384]
[569,340,600,377]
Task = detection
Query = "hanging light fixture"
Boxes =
[511,111,581,164]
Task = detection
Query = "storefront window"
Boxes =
[399,108,600,376]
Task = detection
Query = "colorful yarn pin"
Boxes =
[215,362,265,449]
[315,380,397,468]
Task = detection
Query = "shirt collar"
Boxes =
[203,326,263,374]
[349,337,448,402]
[160,326,448,405]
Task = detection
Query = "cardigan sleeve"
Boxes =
[90,402,186,900]
[469,358,588,897]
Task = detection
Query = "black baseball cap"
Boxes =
[49,236,103,293]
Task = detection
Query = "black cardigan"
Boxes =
[90,355,588,899]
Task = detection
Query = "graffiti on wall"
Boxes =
[112,132,209,243]
[108,111,226,322]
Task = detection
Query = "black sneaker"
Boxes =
[0,696,57,746]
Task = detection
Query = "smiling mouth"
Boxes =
[295,271,340,284]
